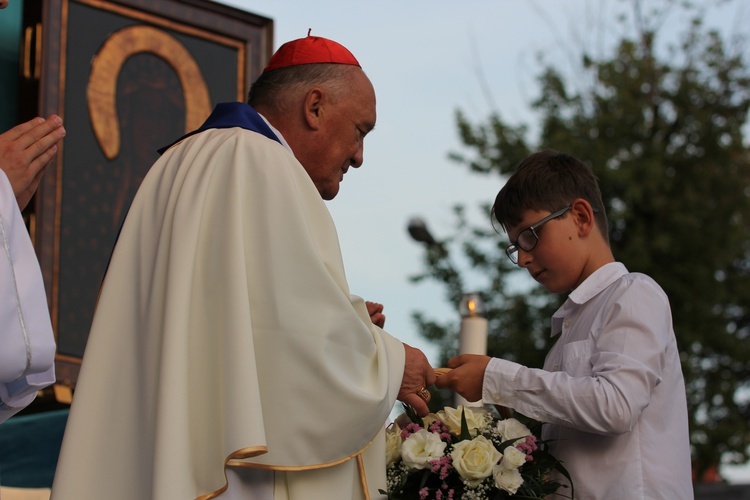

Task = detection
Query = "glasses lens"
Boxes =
[517,229,538,251]
[506,245,519,264]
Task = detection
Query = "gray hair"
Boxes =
[247,64,359,113]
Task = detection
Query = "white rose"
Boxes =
[450,436,502,487]
[400,429,447,470]
[385,424,403,466]
[493,464,524,494]
[495,418,531,442]
[501,445,527,470]
[436,405,493,436]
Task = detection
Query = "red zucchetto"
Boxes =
[263,31,360,72]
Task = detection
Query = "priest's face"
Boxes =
[302,68,376,200]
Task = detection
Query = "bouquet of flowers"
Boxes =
[381,404,573,499]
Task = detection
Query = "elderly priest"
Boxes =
[51,34,435,500]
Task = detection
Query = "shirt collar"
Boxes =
[568,262,628,305]
[551,262,627,336]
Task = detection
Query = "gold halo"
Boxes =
[87,25,211,160]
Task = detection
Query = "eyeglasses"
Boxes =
[505,206,572,264]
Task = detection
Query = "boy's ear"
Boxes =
[571,198,596,237]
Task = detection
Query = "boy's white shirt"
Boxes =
[483,262,693,499]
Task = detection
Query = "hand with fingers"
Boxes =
[398,343,436,416]
[365,301,386,328]
[434,354,491,403]
[0,115,66,210]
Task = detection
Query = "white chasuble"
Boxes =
[51,127,404,499]
[0,170,55,423]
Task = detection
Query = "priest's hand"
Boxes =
[0,115,65,210]
[398,343,436,417]
[434,354,491,403]
[366,301,385,328]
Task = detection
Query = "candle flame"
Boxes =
[467,299,477,315]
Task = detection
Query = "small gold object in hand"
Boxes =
[417,387,431,403]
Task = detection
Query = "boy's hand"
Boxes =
[434,354,491,403]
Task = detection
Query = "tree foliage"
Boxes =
[410,0,750,476]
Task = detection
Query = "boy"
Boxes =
[435,150,693,499]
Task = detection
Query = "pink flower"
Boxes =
[426,420,453,442]
[430,455,453,480]
[515,434,538,461]
[401,422,423,439]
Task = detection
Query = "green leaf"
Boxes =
[459,406,472,440]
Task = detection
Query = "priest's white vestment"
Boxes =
[0,170,56,423]
[51,121,405,499]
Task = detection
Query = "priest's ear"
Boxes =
[303,87,324,130]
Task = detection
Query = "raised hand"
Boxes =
[365,301,386,328]
[0,115,66,210]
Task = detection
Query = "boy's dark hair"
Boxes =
[492,149,609,243]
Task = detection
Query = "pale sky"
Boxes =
[215,0,610,365]
[216,0,749,482]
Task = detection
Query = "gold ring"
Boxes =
[417,387,431,403]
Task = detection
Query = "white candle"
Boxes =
[459,316,488,357]
[456,294,488,407]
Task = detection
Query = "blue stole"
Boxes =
[157,102,281,154]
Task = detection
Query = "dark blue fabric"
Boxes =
[0,409,69,487]
[157,102,281,154]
